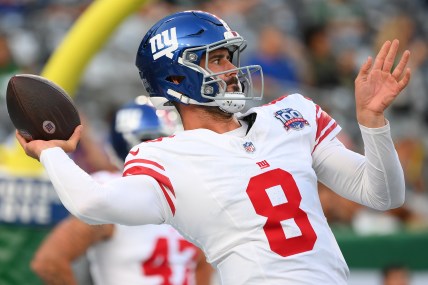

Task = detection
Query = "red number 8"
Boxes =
[246,168,317,257]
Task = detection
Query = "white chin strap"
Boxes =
[152,89,245,114]
[217,92,246,113]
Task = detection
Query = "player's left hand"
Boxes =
[354,39,411,128]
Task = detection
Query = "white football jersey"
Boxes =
[123,94,348,284]
[87,171,200,285]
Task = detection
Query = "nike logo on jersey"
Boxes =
[129,148,139,156]
[274,108,309,131]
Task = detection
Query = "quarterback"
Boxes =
[18,11,410,285]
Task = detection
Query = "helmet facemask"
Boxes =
[181,37,264,113]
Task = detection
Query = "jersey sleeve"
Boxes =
[40,147,166,226]
[123,145,176,217]
[313,123,405,210]
[312,104,341,152]
[266,94,341,152]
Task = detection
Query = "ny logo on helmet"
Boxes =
[150,27,178,60]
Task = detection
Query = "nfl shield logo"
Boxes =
[243,141,256,153]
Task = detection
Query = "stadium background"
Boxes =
[1,0,428,284]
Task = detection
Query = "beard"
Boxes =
[225,76,241,92]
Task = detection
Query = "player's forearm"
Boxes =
[40,147,166,225]
[358,121,405,209]
[32,260,78,285]
[195,261,214,285]
[40,147,105,224]
[31,217,91,285]
[314,123,405,210]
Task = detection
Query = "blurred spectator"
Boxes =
[318,182,363,227]
[335,47,359,89]
[395,137,428,230]
[324,0,367,50]
[302,24,340,88]
[302,0,367,49]
[0,33,21,141]
[244,25,301,101]
[382,264,411,285]
[395,137,426,194]
[0,33,19,92]
[374,14,428,128]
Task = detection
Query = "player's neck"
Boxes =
[179,104,241,133]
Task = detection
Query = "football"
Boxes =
[6,74,81,141]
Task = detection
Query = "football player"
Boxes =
[31,100,212,285]
[18,11,411,284]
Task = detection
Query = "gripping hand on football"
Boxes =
[354,39,411,128]
[16,125,83,161]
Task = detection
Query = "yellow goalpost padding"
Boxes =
[2,0,150,176]
[42,0,150,96]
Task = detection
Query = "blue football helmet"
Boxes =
[136,10,264,113]
[110,99,167,161]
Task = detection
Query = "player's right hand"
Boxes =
[16,125,83,160]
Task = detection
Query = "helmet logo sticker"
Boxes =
[150,27,178,60]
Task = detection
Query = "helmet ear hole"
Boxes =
[166,76,185,85]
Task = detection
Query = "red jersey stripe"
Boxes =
[124,159,165,171]
[313,121,339,152]
[123,166,176,215]
[159,184,176,215]
[123,166,174,196]
[315,108,333,141]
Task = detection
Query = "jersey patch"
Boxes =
[274,108,309,131]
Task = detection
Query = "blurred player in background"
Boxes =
[18,11,411,284]
[31,98,212,285]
